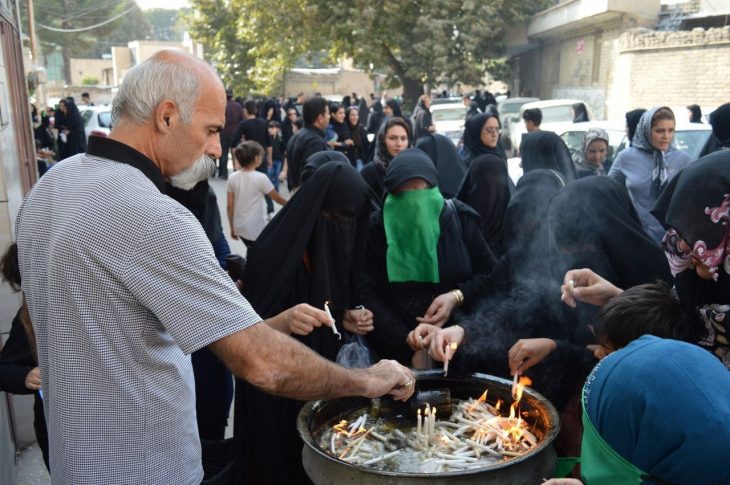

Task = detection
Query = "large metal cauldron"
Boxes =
[297,371,560,484]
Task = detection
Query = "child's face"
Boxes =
[268,126,279,137]
[254,154,263,168]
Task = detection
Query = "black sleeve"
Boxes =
[0,310,36,395]
[264,124,272,147]
[455,208,497,308]
[356,222,413,365]
[233,121,245,147]
[302,134,327,162]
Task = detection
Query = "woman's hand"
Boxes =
[283,304,333,336]
[25,367,42,391]
[561,268,622,308]
[406,323,440,351]
[429,325,465,362]
[508,338,557,376]
[342,308,374,335]
[416,292,458,327]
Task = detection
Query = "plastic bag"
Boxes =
[336,334,375,369]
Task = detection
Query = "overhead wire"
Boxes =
[36,4,139,33]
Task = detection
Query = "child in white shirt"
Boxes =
[226,141,287,248]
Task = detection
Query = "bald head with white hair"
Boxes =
[109,49,226,179]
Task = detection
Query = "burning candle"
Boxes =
[417,408,422,436]
[324,301,342,340]
[512,372,519,399]
[431,408,437,436]
[568,279,575,298]
[443,342,458,376]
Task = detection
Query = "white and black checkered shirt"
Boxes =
[16,137,261,484]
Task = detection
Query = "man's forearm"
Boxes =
[210,322,369,401]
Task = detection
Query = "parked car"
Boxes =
[510,99,595,152]
[430,102,466,146]
[82,105,112,140]
[431,97,463,106]
[497,97,539,153]
[506,120,714,185]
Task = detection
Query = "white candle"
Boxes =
[324,301,342,340]
[443,342,458,376]
[417,408,422,436]
[431,408,437,436]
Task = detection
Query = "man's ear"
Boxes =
[155,100,177,131]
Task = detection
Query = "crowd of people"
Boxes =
[3,48,730,485]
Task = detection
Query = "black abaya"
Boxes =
[519,130,577,181]
[234,161,371,485]
[456,154,512,257]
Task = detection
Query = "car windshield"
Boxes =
[540,105,576,123]
[98,112,112,128]
[500,102,524,114]
[674,129,711,160]
[432,107,465,123]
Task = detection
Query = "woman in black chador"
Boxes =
[358,148,496,366]
[455,153,512,257]
[519,130,577,181]
[234,161,372,485]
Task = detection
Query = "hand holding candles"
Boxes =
[324,301,342,340]
[443,342,458,376]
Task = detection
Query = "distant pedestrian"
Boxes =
[573,127,610,177]
[572,102,589,123]
[709,102,730,149]
[267,121,285,193]
[412,94,434,141]
[227,141,287,248]
[687,104,703,123]
[522,108,542,133]
[219,89,243,179]
[284,97,328,191]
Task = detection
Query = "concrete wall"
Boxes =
[69,58,113,86]
[606,26,730,118]
[282,69,401,98]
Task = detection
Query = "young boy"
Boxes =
[227,141,287,249]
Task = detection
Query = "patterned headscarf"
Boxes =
[572,127,609,175]
[632,107,675,199]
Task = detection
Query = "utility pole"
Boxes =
[27,0,46,108]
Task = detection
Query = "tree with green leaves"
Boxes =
[26,0,140,84]
[186,0,550,106]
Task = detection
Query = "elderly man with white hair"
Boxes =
[15,50,415,485]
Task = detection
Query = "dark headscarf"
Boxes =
[61,98,87,156]
[357,97,369,127]
[584,335,730,485]
[502,169,566,262]
[625,108,646,146]
[709,102,730,147]
[456,154,512,254]
[520,130,577,181]
[687,104,702,123]
[244,161,370,322]
[415,133,466,198]
[548,176,671,290]
[383,148,437,192]
[366,101,385,135]
[301,151,350,183]
[572,102,589,123]
[462,112,504,162]
[385,99,403,118]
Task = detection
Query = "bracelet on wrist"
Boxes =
[451,289,464,306]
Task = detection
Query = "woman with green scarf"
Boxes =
[358,148,496,366]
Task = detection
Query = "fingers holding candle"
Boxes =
[429,325,465,362]
[324,301,342,340]
[406,323,439,351]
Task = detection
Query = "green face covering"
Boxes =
[383,186,444,283]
